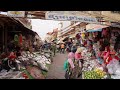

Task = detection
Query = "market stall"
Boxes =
[0,49,52,79]
[65,24,120,79]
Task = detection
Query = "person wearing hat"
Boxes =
[74,47,84,79]
[75,47,82,60]
[65,52,75,79]
[96,48,104,65]
[67,52,75,69]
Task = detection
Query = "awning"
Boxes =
[86,24,109,32]
[87,28,102,32]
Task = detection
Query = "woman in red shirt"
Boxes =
[105,51,120,65]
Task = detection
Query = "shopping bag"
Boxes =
[64,59,68,71]
[65,70,70,79]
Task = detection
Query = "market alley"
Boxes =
[46,53,68,79]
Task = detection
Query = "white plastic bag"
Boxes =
[107,59,120,74]
[111,74,120,79]
[115,68,120,75]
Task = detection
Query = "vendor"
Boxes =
[106,45,120,63]
[105,51,119,65]
[89,46,96,59]
[8,52,16,60]
[96,48,104,65]
[75,47,82,60]
[101,46,110,60]
[86,38,92,49]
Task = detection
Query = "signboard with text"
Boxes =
[7,11,25,17]
[45,11,99,24]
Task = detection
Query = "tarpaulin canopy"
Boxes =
[87,28,102,32]
[86,24,109,32]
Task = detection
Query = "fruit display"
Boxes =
[83,70,99,79]
[94,68,106,78]
[83,69,106,79]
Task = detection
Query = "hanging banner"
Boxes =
[45,11,99,24]
[7,11,25,17]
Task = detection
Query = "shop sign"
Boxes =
[45,11,99,24]
[7,11,25,17]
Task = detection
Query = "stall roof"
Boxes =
[87,29,102,32]
[0,14,36,36]
[86,24,109,32]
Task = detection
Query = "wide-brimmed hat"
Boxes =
[76,47,82,53]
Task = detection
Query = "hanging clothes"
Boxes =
[14,34,19,45]
[102,28,107,37]
[92,32,96,38]
[19,34,23,46]
[88,33,93,40]
[81,33,85,40]
[14,34,18,42]
[76,33,80,40]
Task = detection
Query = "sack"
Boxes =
[64,60,68,71]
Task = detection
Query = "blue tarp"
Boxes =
[87,28,102,32]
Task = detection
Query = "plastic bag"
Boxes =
[115,68,120,75]
[64,60,68,71]
[111,74,120,79]
[107,59,120,74]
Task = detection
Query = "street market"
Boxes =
[0,11,120,79]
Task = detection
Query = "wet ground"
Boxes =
[46,53,68,79]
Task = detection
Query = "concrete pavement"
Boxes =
[46,53,68,79]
